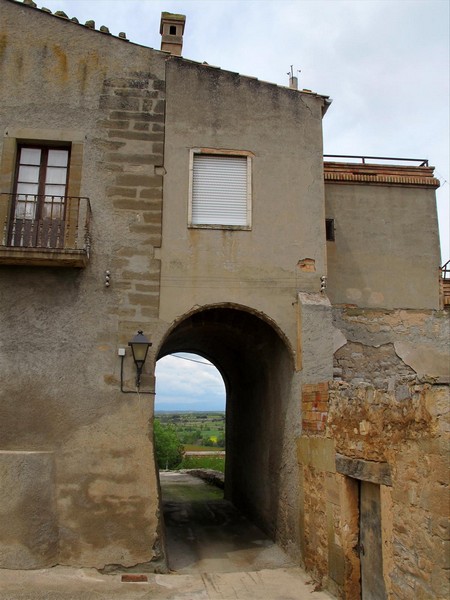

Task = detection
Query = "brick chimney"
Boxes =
[160,12,186,56]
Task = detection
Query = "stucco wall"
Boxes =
[325,181,441,309]
[0,0,166,568]
[159,58,329,345]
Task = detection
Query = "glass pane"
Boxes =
[45,166,67,185]
[45,184,66,198]
[43,202,63,219]
[47,149,69,167]
[20,148,41,165]
[16,182,38,196]
[18,165,40,183]
[15,200,36,219]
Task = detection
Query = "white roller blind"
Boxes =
[192,154,249,226]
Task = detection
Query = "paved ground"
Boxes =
[0,566,334,599]
[0,472,334,599]
[161,471,296,573]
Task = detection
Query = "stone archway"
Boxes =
[156,304,301,557]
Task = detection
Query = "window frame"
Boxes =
[0,128,85,253]
[325,218,335,241]
[188,148,253,230]
[11,143,71,223]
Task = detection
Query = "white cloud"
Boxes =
[155,354,226,410]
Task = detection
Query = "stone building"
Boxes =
[0,1,448,598]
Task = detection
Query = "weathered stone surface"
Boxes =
[333,326,347,353]
[334,340,416,389]
[333,308,449,355]
[299,307,450,598]
[297,437,336,473]
[297,292,334,380]
[302,466,328,581]
[335,454,392,485]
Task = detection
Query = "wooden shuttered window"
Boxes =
[190,153,251,228]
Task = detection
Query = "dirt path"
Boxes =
[160,471,296,573]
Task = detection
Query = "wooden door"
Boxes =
[359,481,387,600]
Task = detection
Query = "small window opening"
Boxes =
[169,25,177,35]
[326,218,335,241]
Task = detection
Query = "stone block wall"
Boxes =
[97,70,165,360]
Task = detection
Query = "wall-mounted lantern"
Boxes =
[120,330,152,393]
[128,330,152,388]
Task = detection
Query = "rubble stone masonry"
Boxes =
[299,307,449,599]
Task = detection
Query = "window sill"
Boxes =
[0,247,89,268]
[188,224,251,231]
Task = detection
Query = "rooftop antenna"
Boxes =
[287,65,300,90]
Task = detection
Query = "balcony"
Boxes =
[0,194,91,267]
[441,260,450,308]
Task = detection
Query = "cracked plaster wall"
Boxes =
[299,307,449,599]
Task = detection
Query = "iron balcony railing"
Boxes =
[0,194,91,254]
[441,261,450,307]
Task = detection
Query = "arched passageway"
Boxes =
[157,306,298,553]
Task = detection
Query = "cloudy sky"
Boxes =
[155,354,226,411]
[36,0,449,410]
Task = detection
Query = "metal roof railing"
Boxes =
[324,154,429,167]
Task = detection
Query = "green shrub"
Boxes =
[154,419,184,470]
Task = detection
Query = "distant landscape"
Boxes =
[154,411,226,472]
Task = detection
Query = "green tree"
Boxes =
[153,419,184,470]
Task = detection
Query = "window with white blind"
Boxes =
[188,150,252,229]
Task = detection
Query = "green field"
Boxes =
[154,412,226,472]
[156,411,225,449]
